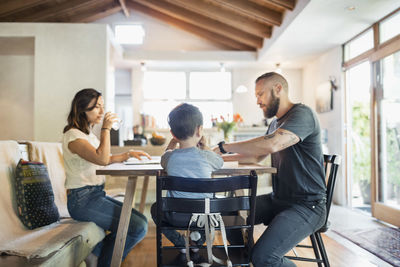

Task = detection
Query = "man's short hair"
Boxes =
[255,72,288,92]
[168,103,203,140]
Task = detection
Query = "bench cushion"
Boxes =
[0,218,105,266]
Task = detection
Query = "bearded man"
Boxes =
[214,72,327,267]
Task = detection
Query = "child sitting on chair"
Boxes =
[150,103,223,253]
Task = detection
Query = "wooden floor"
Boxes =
[121,222,378,267]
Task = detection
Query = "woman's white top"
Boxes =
[62,128,105,189]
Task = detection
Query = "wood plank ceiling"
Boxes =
[0,0,295,51]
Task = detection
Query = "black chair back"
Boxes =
[322,154,341,230]
[156,171,258,267]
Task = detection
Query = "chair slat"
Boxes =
[160,175,253,192]
[162,197,251,213]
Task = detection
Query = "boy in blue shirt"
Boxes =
[151,103,223,252]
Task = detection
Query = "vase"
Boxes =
[223,131,233,142]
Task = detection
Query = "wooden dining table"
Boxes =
[97,162,276,267]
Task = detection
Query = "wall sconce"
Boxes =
[220,62,225,72]
[275,63,282,74]
[235,85,248,93]
[140,62,147,72]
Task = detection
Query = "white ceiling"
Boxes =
[103,0,400,69]
[259,0,400,68]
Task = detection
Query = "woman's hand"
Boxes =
[128,150,151,160]
[102,112,117,130]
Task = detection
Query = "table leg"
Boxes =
[111,176,138,267]
[139,176,149,214]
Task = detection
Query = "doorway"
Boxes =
[345,61,372,212]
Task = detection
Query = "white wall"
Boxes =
[0,55,34,140]
[232,68,303,127]
[303,46,346,205]
[0,23,109,142]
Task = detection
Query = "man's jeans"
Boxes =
[251,193,326,267]
[67,185,148,267]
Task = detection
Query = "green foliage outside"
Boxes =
[352,101,400,202]
[386,126,400,187]
[351,102,371,185]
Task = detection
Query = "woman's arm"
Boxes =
[109,150,151,163]
[67,112,152,165]
[68,127,112,166]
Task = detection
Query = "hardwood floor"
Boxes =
[122,222,378,267]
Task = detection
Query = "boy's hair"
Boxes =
[168,103,203,140]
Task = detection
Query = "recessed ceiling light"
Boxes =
[346,6,356,11]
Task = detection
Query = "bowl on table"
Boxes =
[150,137,166,146]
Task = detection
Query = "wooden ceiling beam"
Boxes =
[163,0,271,38]
[209,0,282,26]
[67,3,122,23]
[252,0,295,11]
[126,1,254,51]
[0,0,48,17]
[130,0,263,49]
[19,0,112,22]
[118,0,130,17]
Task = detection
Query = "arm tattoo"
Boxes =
[279,135,298,149]
[264,129,299,150]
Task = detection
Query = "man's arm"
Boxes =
[221,153,267,164]
[216,128,300,158]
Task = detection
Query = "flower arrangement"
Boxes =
[212,113,244,141]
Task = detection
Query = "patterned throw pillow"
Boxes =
[15,159,60,229]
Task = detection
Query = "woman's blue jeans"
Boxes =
[251,193,326,267]
[67,185,148,267]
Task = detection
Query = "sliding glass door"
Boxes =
[345,61,371,211]
[373,50,400,226]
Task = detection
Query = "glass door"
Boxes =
[373,50,400,227]
[345,61,372,212]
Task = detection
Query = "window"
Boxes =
[115,25,145,45]
[189,72,231,99]
[142,71,232,128]
[380,11,400,43]
[143,72,186,99]
[344,29,374,61]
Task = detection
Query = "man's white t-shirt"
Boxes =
[62,128,105,189]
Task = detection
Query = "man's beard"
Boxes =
[264,92,280,118]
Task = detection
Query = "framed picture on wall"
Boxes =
[316,81,333,113]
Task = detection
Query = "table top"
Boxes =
[96,163,276,176]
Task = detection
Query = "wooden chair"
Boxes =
[156,171,258,267]
[286,154,341,267]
